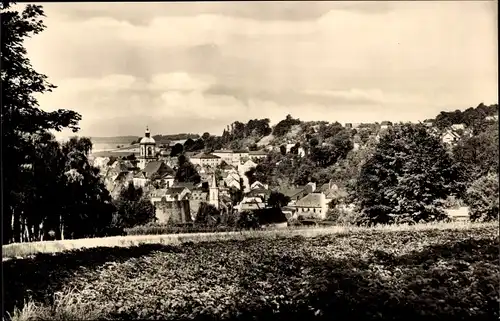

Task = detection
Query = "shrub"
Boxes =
[465,173,499,222]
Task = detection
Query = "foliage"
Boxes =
[356,123,464,224]
[433,103,498,131]
[452,121,499,184]
[195,202,221,226]
[4,225,498,320]
[170,143,183,157]
[465,173,499,222]
[113,182,156,229]
[1,3,82,244]
[267,192,291,208]
[273,114,301,137]
[175,155,201,184]
[236,211,261,229]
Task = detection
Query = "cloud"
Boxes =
[24,2,498,137]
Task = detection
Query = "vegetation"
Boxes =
[175,155,201,184]
[112,182,156,230]
[4,222,498,321]
[465,173,499,222]
[356,123,464,225]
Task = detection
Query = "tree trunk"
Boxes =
[13,209,21,243]
[60,214,65,240]
[3,206,13,245]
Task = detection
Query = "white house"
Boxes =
[442,130,460,145]
[213,150,234,165]
[249,150,267,161]
[294,193,328,220]
[238,196,266,212]
[485,114,498,121]
[189,153,221,167]
[251,181,268,190]
[239,159,258,174]
[451,124,465,131]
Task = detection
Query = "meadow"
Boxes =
[3,221,499,321]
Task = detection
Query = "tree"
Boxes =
[202,132,211,141]
[267,191,291,208]
[170,143,184,157]
[195,202,220,226]
[309,137,319,148]
[464,173,499,222]
[175,155,201,184]
[280,145,287,155]
[183,138,195,152]
[356,123,464,224]
[453,122,499,185]
[245,167,257,186]
[2,3,82,244]
[113,182,156,229]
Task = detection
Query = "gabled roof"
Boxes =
[172,182,196,190]
[133,171,147,179]
[143,161,173,174]
[277,187,306,198]
[214,149,233,154]
[166,187,188,196]
[247,188,271,197]
[191,152,220,159]
[296,193,324,208]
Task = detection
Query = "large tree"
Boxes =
[113,182,156,229]
[356,123,464,224]
[2,3,82,244]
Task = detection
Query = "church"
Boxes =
[138,126,157,170]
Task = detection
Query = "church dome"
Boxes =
[140,127,156,144]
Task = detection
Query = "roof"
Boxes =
[277,187,306,198]
[214,149,233,153]
[247,188,271,197]
[296,193,324,208]
[172,182,196,190]
[249,150,267,156]
[140,136,156,144]
[143,161,172,174]
[381,121,392,126]
[166,187,188,195]
[191,152,220,159]
[232,150,249,154]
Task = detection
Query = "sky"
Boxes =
[23,1,498,138]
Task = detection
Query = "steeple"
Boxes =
[145,126,150,138]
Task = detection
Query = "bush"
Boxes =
[465,173,499,222]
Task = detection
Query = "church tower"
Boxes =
[138,126,156,170]
[208,173,220,210]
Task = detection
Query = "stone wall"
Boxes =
[155,199,192,224]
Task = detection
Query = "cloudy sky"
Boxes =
[25,1,497,138]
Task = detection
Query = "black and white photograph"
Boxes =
[2,1,499,320]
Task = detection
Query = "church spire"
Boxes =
[145,126,150,138]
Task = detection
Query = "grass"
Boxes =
[3,221,499,321]
[2,221,489,260]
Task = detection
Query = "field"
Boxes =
[3,222,499,321]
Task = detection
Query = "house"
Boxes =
[238,196,266,212]
[485,114,498,121]
[249,150,267,161]
[423,119,434,127]
[172,182,198,191]
[224,176,241,190]
[294,193,328,220]
[251,181,268,190]
[189,153,221,167]
[442,130,460,145]
[132,171,148,188]
[164,187,191,202]
[451,123,466,131]
[142,161,175,179]
[232,149,249,166]
[281,206,297,220]
[246,188,272,202]
[213,150,234,165]
[150,188,169,204]
[275,187,309,204]
[239,159,258,174]
[445,207,469,222]
[380,121,393,130]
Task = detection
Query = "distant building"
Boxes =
[189,152,221,167]
[294,193,328,220]
[138,127,157,170]
[442,130,460,145]
[380,121,393,130]
[485,114,498,121]
[451,123,466,131]
[249,150,268,161]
